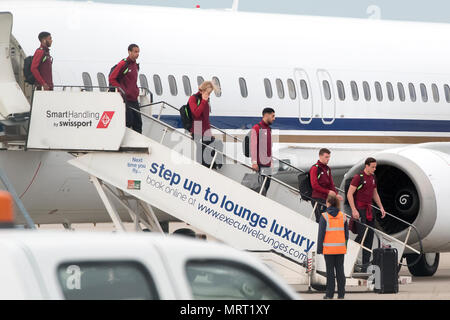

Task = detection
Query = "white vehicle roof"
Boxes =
[0,230,299,300]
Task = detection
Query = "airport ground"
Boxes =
[38,223,450,300]
[296,253,450,300]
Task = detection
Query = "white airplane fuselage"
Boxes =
[4,0,450,146]
[0,1,449,258]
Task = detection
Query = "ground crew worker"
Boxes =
[310,148,343,223]
[31,31,53,91]
[109,44,142,133]
[250,107,275,196]
[317,194,348,299]
[347,157,386,271]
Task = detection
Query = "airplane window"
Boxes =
[153,74,163,96]
[397,83,406,102]
[97,72,107,92]
[168,75,178,96]
[212,76,222,97]
[386,82,395,101]
[300,80,309,100]
[350,81,359,101]
[363,81,371,101]
[322,80,331,100]
[420,83,428,102]
[182,75,192,96]
[408,83,416,102]
[82,72,93,92]
[336,80,345,101]
[444,84,450,103]
[276,79,285,99]
[197,76,204,87]
[432,84,440,103]
[239,77,248,98]
[139,74,149,90]
[264,78,273,98]
[374,81,383,101]
[287,79,296,99]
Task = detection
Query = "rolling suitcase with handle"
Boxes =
[372,247,399,293]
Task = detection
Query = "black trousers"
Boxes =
[126,101,142,134]
[258,165,271,197]
[311,198,327,223]
[354,209,375,270]
[192,135,216,168]
[324,254,346,298]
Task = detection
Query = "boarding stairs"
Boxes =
[142,99,423,288]
[18,87,422,290]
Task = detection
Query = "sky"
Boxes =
[69,0,450,24]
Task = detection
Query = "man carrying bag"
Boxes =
[241,108,275,196]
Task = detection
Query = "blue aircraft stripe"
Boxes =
[157,115,450,133]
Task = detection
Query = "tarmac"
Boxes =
[38,223,450,300]
[297,252,450,300]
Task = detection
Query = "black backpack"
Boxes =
[108,59,131,91]
[298,164,323,201]
[23,56,36,85]
[24,48,49,85]
[180,95,201,131]
[242,123,261,158]
[23,48,50,85]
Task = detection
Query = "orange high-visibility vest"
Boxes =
[322,211,347,255]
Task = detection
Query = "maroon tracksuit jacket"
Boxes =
[109,57,139,102]
[31,46,53,89]
[250,120,272,167]
[189,92,211,137]
[310,160,338,200]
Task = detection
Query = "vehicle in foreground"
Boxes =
[0,230,299,300]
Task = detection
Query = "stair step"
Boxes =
[351,272,372,278]
[0,135,27,142]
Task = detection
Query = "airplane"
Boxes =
[0,0,449,278]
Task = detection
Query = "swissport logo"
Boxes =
[97,111,115,129]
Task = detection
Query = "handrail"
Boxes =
[42,85,421,266]
[31,86,422,263]
[144,100,423,255]
[37,84,423,268]
[132,107,302,192]
[131,104,423,261]
[246,249,307,268]
[297,190,422,258]
[144,100,303,174]
[51,85,126,96]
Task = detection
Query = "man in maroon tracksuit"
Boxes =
[347,157,386,270]
[109,44,141,133]
[250,107,275,196]
[31,32,53,91]
[310,148,343,222]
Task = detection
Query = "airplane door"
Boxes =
[0,12,13,84]
[0,12,30,122]
[316,69,336,124]
[294,69,313,124]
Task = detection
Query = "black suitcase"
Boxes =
[372,247,399,293]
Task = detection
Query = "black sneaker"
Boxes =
[337,296,345,299]
[323,295,333,299]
